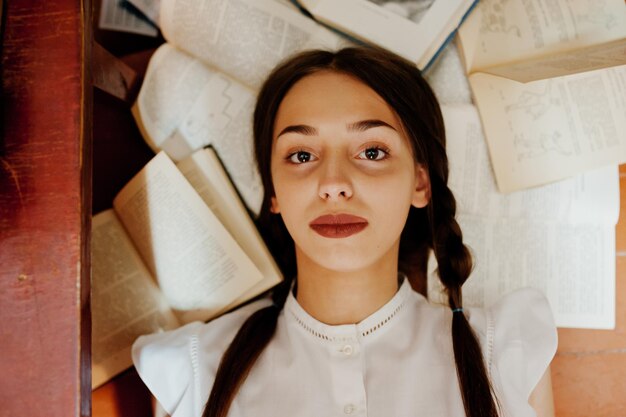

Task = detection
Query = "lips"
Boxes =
[309,214,368,238]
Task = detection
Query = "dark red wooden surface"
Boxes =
[0,1,91,416]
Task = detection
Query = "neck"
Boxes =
[294,246,400,325]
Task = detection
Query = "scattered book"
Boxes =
[428,104,619,330]
[131,0,346,214]
[127,0,161,27]
[292,0,478,70]
[456,0,626,193]
[91,148,283,388]
[98,0,159,37]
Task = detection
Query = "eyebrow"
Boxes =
[276,119,397,139]
[276,124,318,138]
[347,119,397,133]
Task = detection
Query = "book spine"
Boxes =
[422,0,479,73]
[289,0,367,47]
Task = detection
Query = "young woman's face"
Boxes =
[270,71,430,273]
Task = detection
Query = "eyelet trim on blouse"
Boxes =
[289,310,342,341]
[287,278,411,342]
[288,300,407,342]
[189,332,201,416]
[361,301,406,337]
[485,308,495,377]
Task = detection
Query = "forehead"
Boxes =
[273,70,402,133]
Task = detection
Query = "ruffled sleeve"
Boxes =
[481,288,558,415]
[132,321,202,417]
[131,298,273,417]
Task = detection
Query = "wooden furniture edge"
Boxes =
[0,1,92,415]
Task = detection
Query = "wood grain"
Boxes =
[0,1,91,416]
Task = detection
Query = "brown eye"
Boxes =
[288,151,316,164]
[358,147,387,161]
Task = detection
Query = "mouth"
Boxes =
[309,214,368,238]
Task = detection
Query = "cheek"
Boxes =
[364,172,415,223]
[271,158,316,200]
[364,167,415,200]
[270,170,308,222]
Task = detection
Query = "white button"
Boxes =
[344,404,355,414]
[341,344,353,356]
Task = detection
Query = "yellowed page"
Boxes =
[469,67,626,192]
[481,38,626,83]
[428,217,616,329]
[432,104,618,329]
[442,105,620,224]
[177,148,283,312]
[159,0,344,90]
[458,0,626,73]
[113,152,264,323]
[299,0,475,69]
[133,44,263,212]
[132,45,205,158]
[91,210,180,389]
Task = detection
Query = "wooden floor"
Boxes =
[551,164,626,417]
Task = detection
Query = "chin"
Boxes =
[316,260,373,273]
[298,244,390,273]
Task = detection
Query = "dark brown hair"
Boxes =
[203,46,499,417]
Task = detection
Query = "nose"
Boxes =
[318,158,353,201]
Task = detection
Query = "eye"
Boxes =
[358,146,388,161]
[287,150,317,164]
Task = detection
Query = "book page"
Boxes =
[481,38,626,83]
[297,0,476,69]
[428,216,616,329]
[133,44,263,213]
[458,0,626,73]
[99,0,159,36]
[433,105,618,329]
[128,0,161,25]
[442,105,620,224]
[91,210,180,388]
[159,0,345,90]
[177,148,282,310]
[113,152,264,323]
[469,67,626,192]
[423,42,473,105]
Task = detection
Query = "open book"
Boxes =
[456,0,626,192]
[292,0,478,71]
[428,105,619,330]
[91,148,283,388]
[131,0,346,213]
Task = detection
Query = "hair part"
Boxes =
[203,46,499,417]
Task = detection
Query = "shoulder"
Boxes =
[475,288,558,368]
[468,288,558,411]
[131,298,272,416]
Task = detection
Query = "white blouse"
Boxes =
[132,279,557,417]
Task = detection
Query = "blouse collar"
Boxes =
[284,276,413,342]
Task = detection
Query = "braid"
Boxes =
[429,174,500,417]
[429,175,471,308]
[202,198,296,417]
[202,275,294,417]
